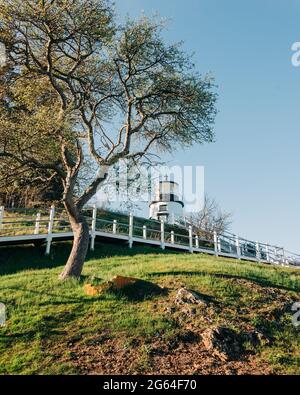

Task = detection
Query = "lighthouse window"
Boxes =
[159,193,176,201]
[159,204,168,212]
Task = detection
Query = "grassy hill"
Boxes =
[0,241,299,375]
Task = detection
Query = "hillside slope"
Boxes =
[0,242,299,375]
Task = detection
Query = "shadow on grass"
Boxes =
[1,242,298,294]
[0,284,90,305]
[0,307,84,347]
[113,280,167,302]
[0,240,174,276]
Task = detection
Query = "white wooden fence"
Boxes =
[0,205,299,269]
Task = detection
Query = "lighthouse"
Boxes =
[149,176,184,224]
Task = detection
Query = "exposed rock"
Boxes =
[84,276,163,300]
[175,288,208,307]
[181,306,197,317]
[163,288,208,319]
[242,330,271,346]
[165,306,177,314]
[109,275,138,289]
[202,326,242,361]
[84,283,103,296]
[84,280,114,296]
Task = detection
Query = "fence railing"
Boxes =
[0,205,299,269]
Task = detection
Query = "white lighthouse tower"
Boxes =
[149,176,184,224]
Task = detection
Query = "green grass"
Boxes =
[0,241,299,375]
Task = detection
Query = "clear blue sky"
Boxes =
[114,0,300,253]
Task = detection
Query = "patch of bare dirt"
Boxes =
[61,277,295,375]
[66,334,273,375]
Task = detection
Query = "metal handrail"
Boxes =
[0,206,299,268]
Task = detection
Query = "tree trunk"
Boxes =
[59,210,90,280]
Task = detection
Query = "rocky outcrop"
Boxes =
[84,275,163,300]
[201,326,242,361]
[242,330,271,346]
[174,288,208,307]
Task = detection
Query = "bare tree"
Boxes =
[0,0,217,279]
[185,196,232,239]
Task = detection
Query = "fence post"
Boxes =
[189,225,193,253]
[171,230,175,245]
[113,220,117,235]
[0,206,4,230]
[195,235,199,249]
[274,247,280,264]
[214,231,219,256]
[266,244,270,262]
[90,205,97,251]
[160,219,165,250]
[34,213,41,235]
[217,236,221,253]
[170,212,175,225]
[256,241,261,262]
[143,225,147,240]
[235,235,241,259]
[45,205,55,255]
[282,248,286,265]
[128,213,133,248]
